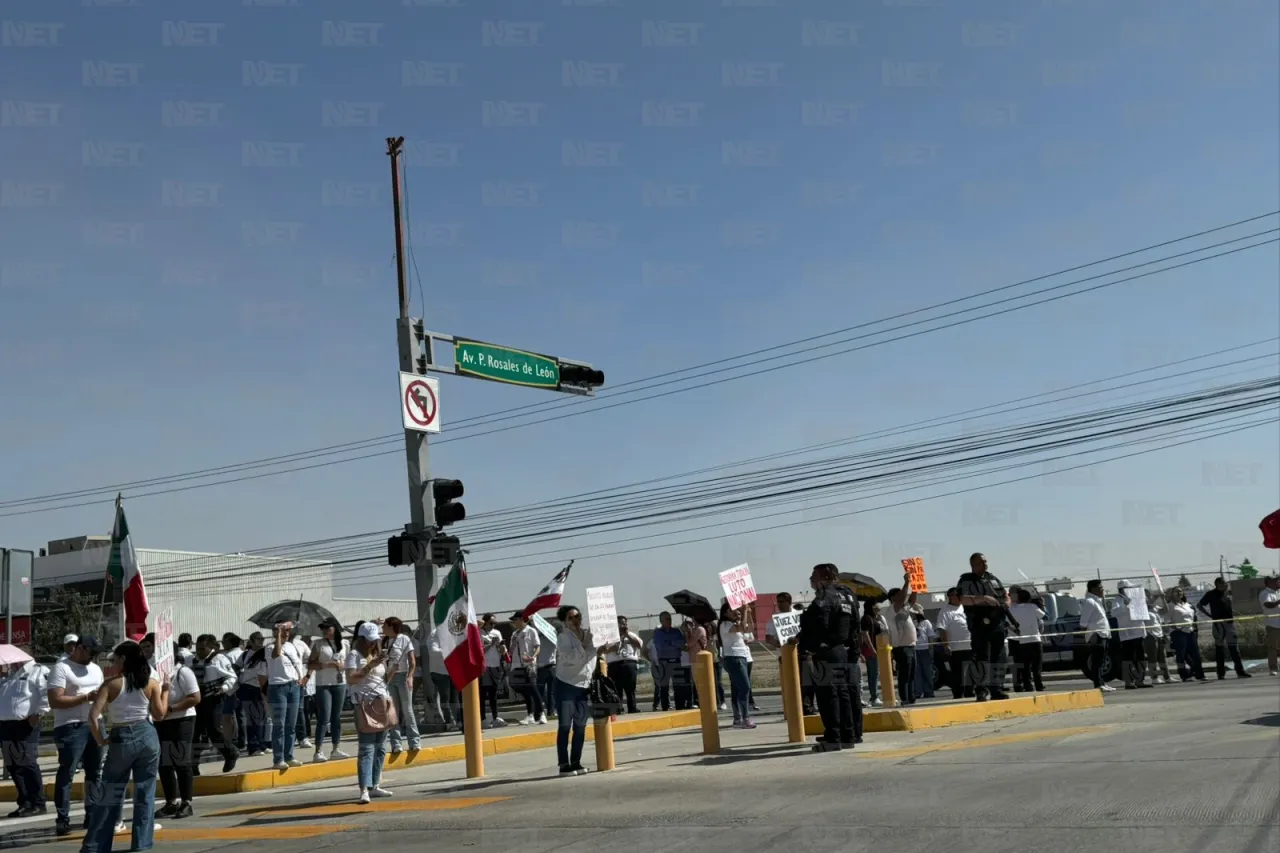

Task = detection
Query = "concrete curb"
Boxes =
[803,688,1104,735]
[1,711,703,801]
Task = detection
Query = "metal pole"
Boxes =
[387,137,440,727]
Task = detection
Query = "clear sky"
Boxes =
[2,0,1278,615]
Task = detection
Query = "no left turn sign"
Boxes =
[399,372,440,434]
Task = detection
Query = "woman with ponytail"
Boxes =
[81,641,169,853]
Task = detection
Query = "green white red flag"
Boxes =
[431,562,485,690]
[107,501,149,640]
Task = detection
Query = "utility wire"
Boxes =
[3,215,1274,513]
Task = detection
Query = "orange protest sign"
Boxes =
[901,557,928,593]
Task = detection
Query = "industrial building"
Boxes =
[33,535,416,641]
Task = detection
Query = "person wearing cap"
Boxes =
[346,621,394,803]
[1,650,50,817]
[47,636,106,835]
[61,634,79,664]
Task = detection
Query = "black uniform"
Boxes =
[798,584,855,749]
[955,570,1012,700]
[835,585,864,744]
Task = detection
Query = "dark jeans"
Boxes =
[83,722,158,853]
[1085,636,1106,687]
[722,656,752,722]
[913,648,935,698]
[809,648,854,746]
[1211,622,1247,677]
[746,660,756,707]
[536,665,556,717]
[969,628,1009,698]
[610,660,639,713]
[1120,637,1147,686]
[653,660,677,711]
[54,722,99,821]
[155,717,195,806]
[674,665,694,710]
[554,680,589,768]
[236,684,268,752]
[1,718,45,809]
[948,648,975,698]
[713,660,726,706]
[1170,631,1206,680]
[294,693,315,741]
[480,667,503,720]
[315,684,347,747]
[432,673,461,728]
[1014,641,1045,691]
[891,646,916,704]
[194,692,236,767]
[511,666,544,719]
[849,659,864,741]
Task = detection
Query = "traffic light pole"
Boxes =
[388,136,438,635]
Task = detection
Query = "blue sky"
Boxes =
[2,0,1278,613]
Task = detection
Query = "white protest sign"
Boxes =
[1124,583,1150,621]
[585,585,620,646]
[771,610,802,646]
[153,609,175,681]
[719,563,757,610]
[530,612,558,644]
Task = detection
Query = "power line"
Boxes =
[4,215,1274,514]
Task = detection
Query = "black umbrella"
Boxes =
[836,572,888,602]
[664,590,717,625]
[247,600,340,637]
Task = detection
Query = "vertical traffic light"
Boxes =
[432,478,465,527]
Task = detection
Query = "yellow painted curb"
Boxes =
[2,710,706,802]
[802,689,1104,736]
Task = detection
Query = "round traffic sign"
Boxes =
[405,380,437,428]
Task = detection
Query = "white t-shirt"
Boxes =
[163,666,200,721]
[47,661,104,728]
[427,626,449,677]
[385,634,415,677]
[509,625,540,667]
[605,631,641,663]
[310,639,349,687]
[345,649,388,700]
[239,656,267,686]
[1259,588,1280,630]
[482,628,504,668]
[887,606,917,648]
[1008,603,1044,642]
[935,604,971,652]
[266,641,306,685]
[914,619,935,650]
[1169,602,1197,633]
[718,622,752,661]
[224,648,244,668]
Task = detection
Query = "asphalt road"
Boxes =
[3,676,1276,853]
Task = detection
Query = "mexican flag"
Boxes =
[107,501,150,640]
[431,562,485,690]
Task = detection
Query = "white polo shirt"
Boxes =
[47,660,103,728]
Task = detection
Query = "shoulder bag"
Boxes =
[355,692,399,734]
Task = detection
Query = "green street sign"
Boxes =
[453,338,560,389]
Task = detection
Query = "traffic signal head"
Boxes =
[558,363,605,388]
[432,478,465,527]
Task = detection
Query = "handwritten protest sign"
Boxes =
[719,564,757,609]
[901,557,928,593]
[153,609,175,681]
[585,585,620,646]
[771,610,802,646]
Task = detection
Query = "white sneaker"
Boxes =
[519,715,534,726]
[370,787,393,798]
[1154,676,1166,684]
[1099,684,1116,692]
[536,714,547,725]
[274,761,289,770]
[358,789,370,805]
[299,738,313,748]
[492,717,508,728]
[313,750,327,763]
[330,748,350,759]
[872,698,883,707]
[114,822,127,834]
[718,703,727,711]
[287,759,304,768]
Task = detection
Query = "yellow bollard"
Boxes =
[692,650,720,754]
[462,677,484,778]
[877,636,896,708]
[593,658,616,771]
[780,643,805,743]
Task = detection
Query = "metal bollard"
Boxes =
[877,636,896,708]
[462,677,484,778]
[593,658,616,771]
[693,650,720,754]
[780,643,805,743]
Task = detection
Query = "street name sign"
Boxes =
[453,337,560,389]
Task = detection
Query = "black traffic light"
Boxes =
[432,478,465,527]
[387,532,427,567]
[558,363,604,388]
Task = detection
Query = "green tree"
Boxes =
[1232,559,1258,579]
[1177,574,1193,588]
[32,587,103,659]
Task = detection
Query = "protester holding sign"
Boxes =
[718,602,756,729]
[553,604,601,776]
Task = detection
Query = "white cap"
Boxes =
[63,633,78,645]
[357,622,381,643]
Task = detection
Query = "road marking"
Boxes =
[207,795,510,819]
[862,725,1109,760]
[26,825,362,845]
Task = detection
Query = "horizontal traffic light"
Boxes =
[559,364,605,387]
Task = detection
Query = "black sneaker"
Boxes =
[55,820,72,837]
[175,802,194,819]
[1238,672,1253,679]
[570,763,587,776]
[157,802,179,818]
[6,808,23,819]
[222,754,237,773]
[18,805,47,817]
[558,764,575,777]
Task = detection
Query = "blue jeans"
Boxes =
[388,673,420,751]
[914,648,935,698]
[237,683,268,752]
[356,730,387,790]
[54,723,102,823]
[267,683,300,764]
[82,722,158,853]
[722,655,751,722]
[713,661,726,706]
[315,684,346,749]
[554,680,589,768]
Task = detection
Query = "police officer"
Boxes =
[798,563,855,751]
[956,552,1014,702]
[833,580,865,745]
[0,655,50,817]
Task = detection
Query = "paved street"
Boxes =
[2,676,1275,853]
